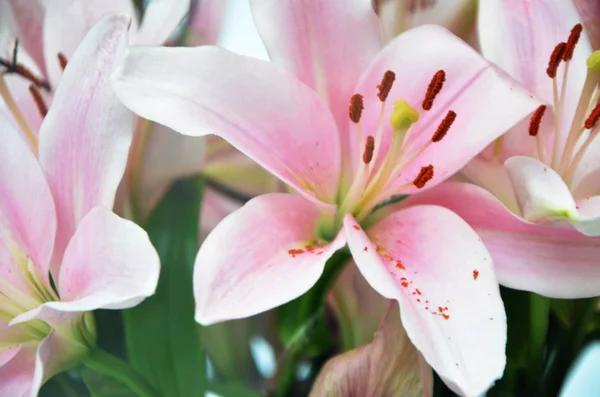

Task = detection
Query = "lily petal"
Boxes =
[461,156,520,214]
[310,301,433,397]
[195,194,345,325]
[30,331,88,397]
[353,25,539,191]
[56,207,159,311]
[9,207,159,330]
[478,0,591,141]
[43,0,137,86]
[111,45,341,203]
[0,346,35,397]
[39,14,134,272]
[404,181,600,298]
[7,0,45,76]
[505,156,578,221]
[134,0,190,46]
[0,114,55,293]
[250,0,381,165]
[344,208,506,397]
[572,195,600,235]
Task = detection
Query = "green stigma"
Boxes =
[390,100,419,130]
[587,50,600,72]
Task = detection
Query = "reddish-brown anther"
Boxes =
[547,42,566,78]
[14,64,47,89]
[529,105,547,136]
[377,70,395,102]
[432,110,457,142]
[349,94,364,123]
[29,84,48,117]
[585,102,600,129]
[413,165,434,189]
[563,24,583,61]
[57,53,68,70]
[363,135,375,164]
[422,70,446,110]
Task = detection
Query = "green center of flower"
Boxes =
[0,242,94,353]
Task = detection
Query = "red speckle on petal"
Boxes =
[438,306,444,313]
[442,314,450,320]
[305,245,315,253]
[490,317,494,320]
[353,225,360,230]
[288,249,305,258]
[425,307,429,310]
[363,246,368,251]
[417,298,421,302]
[395,260,405,269]
[473,269,479,280]
[401,281,409,288]
[416,288,422,295]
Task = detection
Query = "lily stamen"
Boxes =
[363,135,375,164]
[422,69,446,111]
[371,70,396,167]
[0,75,38,152]
[559,51,600,174]
[29,84,48,117]
[548,42,567,167]
[529,104,548,163]
[58,52,69,70]
[413,164,434,188]
[392,109,456,178]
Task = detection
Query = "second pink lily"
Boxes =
[111,1,540,395]
[411,0,600,299]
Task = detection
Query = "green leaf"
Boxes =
[207,382,263,397]
[123,176,206,397]
[81,369,136,397]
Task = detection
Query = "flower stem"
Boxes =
[81,348,160,397]
[272,248,351,396]
[541,298,597,395]
[527,293,550,388]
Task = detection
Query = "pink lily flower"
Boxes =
[410,0,600,299]
[0,15,160,396]
[111,1,540,394]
